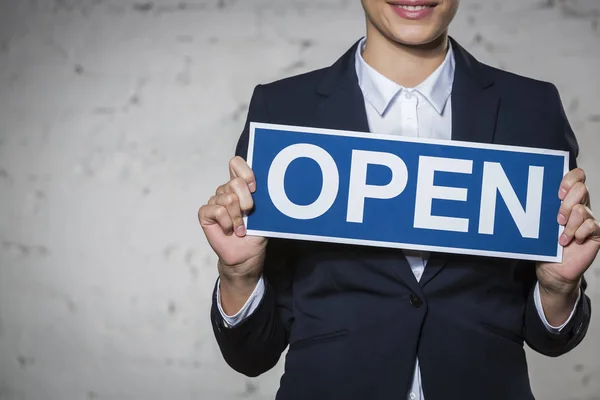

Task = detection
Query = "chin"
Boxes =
[388,27,444,47]
[362,0,458,48]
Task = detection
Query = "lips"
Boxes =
[388,0,438,5]
[394,5,433,11]
[388,1,438,20]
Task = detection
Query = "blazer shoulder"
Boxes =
[483,64,560,100]
[480,63,566,120]
[478,62,578,166]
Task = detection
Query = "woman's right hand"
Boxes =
[198,156,267,312]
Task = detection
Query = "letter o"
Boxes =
[267,144,339,220]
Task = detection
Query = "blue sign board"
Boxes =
[245,123,569,262]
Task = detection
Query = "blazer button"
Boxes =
[409,294,423,308]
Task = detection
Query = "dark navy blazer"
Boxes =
[211,38,591,400]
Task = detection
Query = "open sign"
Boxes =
[245,123,569,262]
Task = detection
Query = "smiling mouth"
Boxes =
[393,5,435,11]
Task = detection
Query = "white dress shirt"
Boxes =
[217,37,580,400]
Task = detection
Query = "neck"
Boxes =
[362,25,449,88]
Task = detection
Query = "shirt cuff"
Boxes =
[216,275,265,328]
[533,281,581,333]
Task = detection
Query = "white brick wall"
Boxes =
[0,0,598,399]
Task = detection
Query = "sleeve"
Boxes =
[533,281,581,332]
[523,83,592,357]
[210,85,295,377]
[210,240,294,376]
[524,278,591,357]
[217,276,266,328]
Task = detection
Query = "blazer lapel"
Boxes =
[420,38,500,288]
[314,41,370,133]
[314,40,424,296]
[449,37,500,145]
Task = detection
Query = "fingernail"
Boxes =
[248,182,256,192]
[557,213,567,225]
[559,188,567,199]
[236,225,246,236]
[559,234,568,246]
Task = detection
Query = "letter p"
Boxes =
[347,150,409,223]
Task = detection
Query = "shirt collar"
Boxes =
[355,37,455,116]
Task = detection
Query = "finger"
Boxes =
[229,177,254,212]
[214,192,246,237]
[198,204,234,235]
[574,218,600,245]
[560,204,590,246]
[229,156,256,193]
[558,182,589,225]
[216,184,229,195]
[559,168,586,201]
